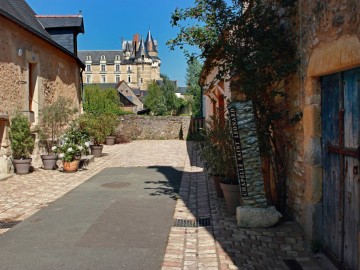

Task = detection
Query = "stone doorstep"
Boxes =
[0,173,13,181]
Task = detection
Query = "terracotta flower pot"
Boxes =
[13,158,32,174]
[105,136,116,145]
[63,160,79,173]
[41,155,58,170]
[220,182,240,214]
[90,144,103,158]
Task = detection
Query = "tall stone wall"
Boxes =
[115,115,191,140]
[0,16,82,174]
[283,0,360,239]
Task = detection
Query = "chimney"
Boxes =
[132,33,139,49]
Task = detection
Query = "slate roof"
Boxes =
[145,30,157,52]
[176,87,187,94]
[135,37,149,58]
[0,0,51,39]
[36,15,84,33]
[78,50,129,65]
[0,0,84,68]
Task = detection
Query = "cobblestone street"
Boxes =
[0,141,331,269]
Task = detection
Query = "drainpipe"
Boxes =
[80,67,84,113]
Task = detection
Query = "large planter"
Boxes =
[13,158,32,174]
[63,160,80,173]
[212,174,224,198]
[41,155,58,170]
[105,136,116,145]
[90,144,103,158]
[220,182,241,214]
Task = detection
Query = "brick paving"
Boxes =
[162,142,323,270]
[0,140,324,269]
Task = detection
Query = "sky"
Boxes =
[26,0,198,86]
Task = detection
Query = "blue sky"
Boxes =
[26,0,197,86]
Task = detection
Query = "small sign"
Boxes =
[229,107,248,197]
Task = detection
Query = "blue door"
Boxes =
[321,67,360,269]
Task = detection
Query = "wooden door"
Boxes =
[321,68,360,270]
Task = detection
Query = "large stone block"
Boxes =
[236,206,282,228]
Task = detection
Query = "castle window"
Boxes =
[115,55,120,61]
[101,75,106,83]
[141,55,144,61]
[116,75,120,83]
[86,75,91,83]
[86,64,91,72]
[128,75,131,83]
[127,66,131,71]
[115,64,120,72]
[140,78,143,84]
[101,55,106,61]
[86,55,91,61]
[101,64,106,72]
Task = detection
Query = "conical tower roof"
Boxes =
[145,30,157,52]
[135,37,149,58]
[124,41,132,53]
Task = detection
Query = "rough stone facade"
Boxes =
[116,115,191,140]
[282,0,360,241]
[0,15,82,174]
[199,0,360,250]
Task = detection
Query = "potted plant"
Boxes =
[104,114,120,145]
[38,97,77,170]
[198,114,240,214]
[78,113,108,158]
[9,112,35,174]
[57,125,90,172]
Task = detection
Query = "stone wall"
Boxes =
[115,115,191,140]
[0,16,83,173]
[283,0,360,239]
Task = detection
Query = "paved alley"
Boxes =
[0,141,330,269]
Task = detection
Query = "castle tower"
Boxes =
[145,30,157,57]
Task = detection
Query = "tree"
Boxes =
[185,58,203,117]
[83,85,124,115]
[144,75,182,115]
[168,0,299,211]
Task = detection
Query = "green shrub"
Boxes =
[83,85,124,115]
[9,112,35,159]
[38,97,77,154]
[78,113,110,145]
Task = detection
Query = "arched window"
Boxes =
[86,55,91,61]
[101,55,106,61]
[115,55,120,61]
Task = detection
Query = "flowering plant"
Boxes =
[56,126,90,162]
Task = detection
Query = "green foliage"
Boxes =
[56,124,90,162]
[83,85,124,115]
[169,0,298,210]
[9,112,35,159]
[185,58,203,117]
[38,97,77,154]
[144,75,182,115]
[77,113,112,145]
[197,114,237,184]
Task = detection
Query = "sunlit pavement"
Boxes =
[0,140,329,269]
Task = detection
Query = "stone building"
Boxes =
[200,1,360,268]
[0,0,85,176]
[78,31,161,90]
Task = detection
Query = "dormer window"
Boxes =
[86,55,91,61]
[141,55,144,61]
[115,55,120,61]
[101,55,106,61]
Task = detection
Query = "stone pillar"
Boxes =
[229,101,282,227]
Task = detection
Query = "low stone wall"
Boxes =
[115,115,191,140]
